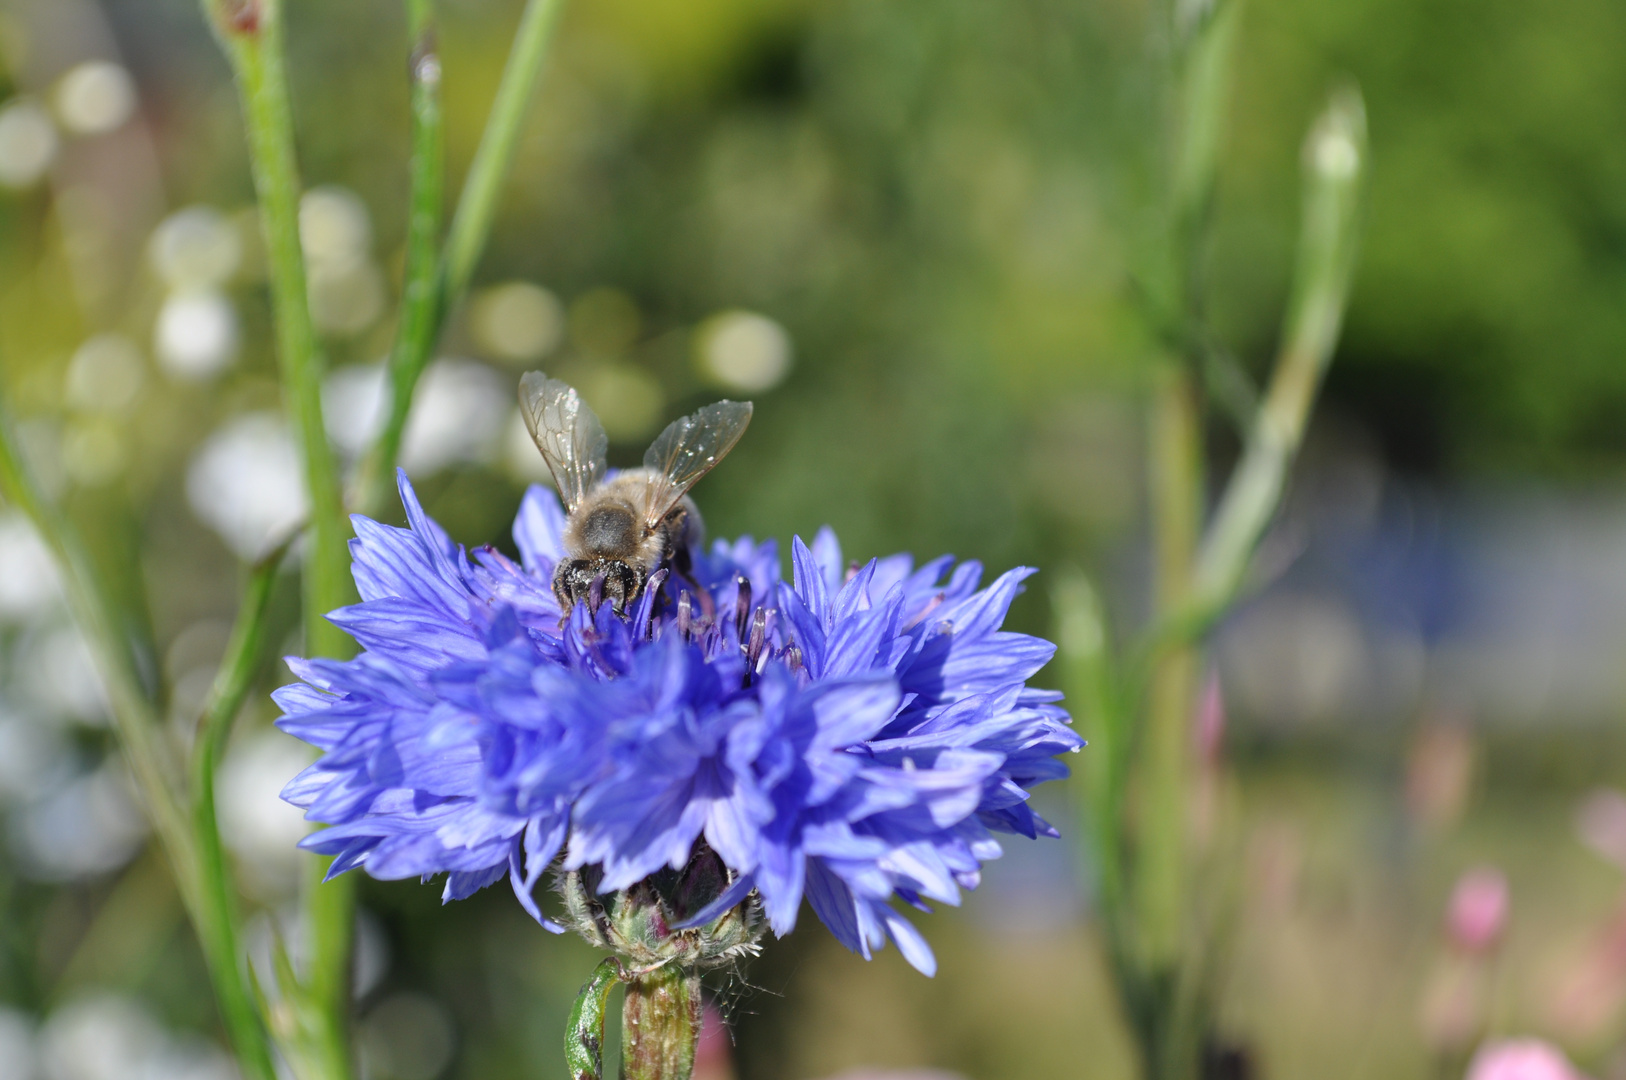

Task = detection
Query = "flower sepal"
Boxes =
[559,844,766,973]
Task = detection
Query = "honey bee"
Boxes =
[519,371,753,615]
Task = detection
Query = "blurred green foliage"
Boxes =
[3,0,1626,1076]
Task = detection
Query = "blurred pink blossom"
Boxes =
[694,1003,734,1080]
[1448,867,1510,953]
[1465,1039,1589,1080]
[1576,788,1626,870]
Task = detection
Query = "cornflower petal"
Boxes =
[274,476,1079,975]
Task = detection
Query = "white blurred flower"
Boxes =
[308,259,385,336]
[503,407,553,484]
[299,186,371,268]
[40,995,163,1080]
[0,1006,36,1080]
[11,766,147,881]
[401,359,509,475]
[0,711,73,804]
[322,363,386,458]
[17,625,107,726]
[299,188,382,337]
[65,334,145,415]
[0,100,59,189]
[216,731,313,898]
[155,290,239,380]
[148,206,241,291]
[695,310,792,394]
[187,412,308,560]
[0,512,60,621]
[131,1040,235,1080]
[470,281,563,364]
[52,62,137,137]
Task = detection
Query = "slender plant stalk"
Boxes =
[1138,369,1201,974]
[0,404,194,893]
[190,543,295,1080]
[0,393,285,1075]
[354,0,445,516]
[1190,88,1367,608]
[1071,84,1367,1080]
[621,966,702,1080]
[199,2,357,1076]
[358,0,568,515]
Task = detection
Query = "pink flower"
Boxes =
[1448,867,1510,953]
[1466,1039,1589,1080]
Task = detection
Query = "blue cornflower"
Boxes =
[277,472,1081,975]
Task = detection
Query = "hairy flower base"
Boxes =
[559,847,766,971]
[277,473,1082,976]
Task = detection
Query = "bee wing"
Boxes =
[639,399,753,527]
[518,372,608,512]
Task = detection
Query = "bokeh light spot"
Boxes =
[0,100,58,189]
[695,309,793,393]
[470,280,564,363]
[52,61,137,136]
[155,290,239,380]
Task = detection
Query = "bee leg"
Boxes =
[553,559,600,618]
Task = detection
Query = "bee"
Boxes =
[519,371,753,615]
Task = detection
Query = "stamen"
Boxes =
[785,642,803,673]
[735,575,753,643]
[677,590,694,643]
[746,607,767,670]
[589,572,606,613]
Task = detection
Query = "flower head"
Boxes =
[277,472,1081,974]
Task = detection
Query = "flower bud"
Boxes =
[559,845,765,972]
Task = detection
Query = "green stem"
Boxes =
[355,0,446,516]
[1137,367,1201,985]
[191,541,294,1080]
[1190,87,1367,609]
[565,959,623,1080]
[620,965,701,1080]
[0,401,195,900]
[199,3,358,1077]
[358,0,567,514]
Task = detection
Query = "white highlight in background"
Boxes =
[0,100,59,189]
[53,62,137,137]
[695,310,793,393]
[155,290,239,380]
[187,412,308,559]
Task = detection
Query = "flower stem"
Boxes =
[1190,87,1367,608]
[0,393,285,1076]
[198,2,358,1076]
[357,0,567,515]
[0,410,189,861]
[354,0,445,517]
[190,541,294,1080]
[620,966,701,1080]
